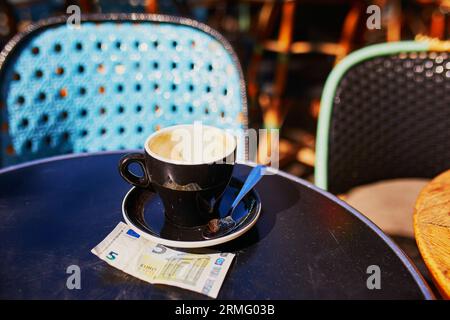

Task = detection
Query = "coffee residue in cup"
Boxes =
[163,180,202,191]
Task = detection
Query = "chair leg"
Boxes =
[146,0,158,13]
[78,0,94,12]
[335,2,362,64]
[247,2,276,116]
[387,0,402,42]
[429,6,446,39]
[264,0,296,129]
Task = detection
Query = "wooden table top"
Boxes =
[414,169,450,299]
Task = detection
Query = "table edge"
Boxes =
[0,151,435,299]
[413,170,450,299]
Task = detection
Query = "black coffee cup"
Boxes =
[119,124,236,227]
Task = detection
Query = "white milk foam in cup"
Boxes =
[147,125,236,164]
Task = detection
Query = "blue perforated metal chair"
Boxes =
[0,14,248,167]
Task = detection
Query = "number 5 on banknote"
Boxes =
[106,251,118,260]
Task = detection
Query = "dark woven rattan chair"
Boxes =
[316,41,450,195]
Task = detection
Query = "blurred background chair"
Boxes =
[0,1,17,48]
[315,39,450,236]
[5,0,67,29]
[0,14,247,167]
[85,0,158,13]
[247,0,364,130]
[243,0,366,168]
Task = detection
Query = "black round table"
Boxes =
[0,152,433,299]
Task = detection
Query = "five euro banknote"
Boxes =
[91,222,235,298]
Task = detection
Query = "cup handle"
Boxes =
[119,153,150,188]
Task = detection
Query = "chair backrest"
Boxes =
[316,41,450,194]
[0,14,247,167]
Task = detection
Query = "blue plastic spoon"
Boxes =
[202,165,266,239]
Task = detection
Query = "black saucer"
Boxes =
[122,177,261,248]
